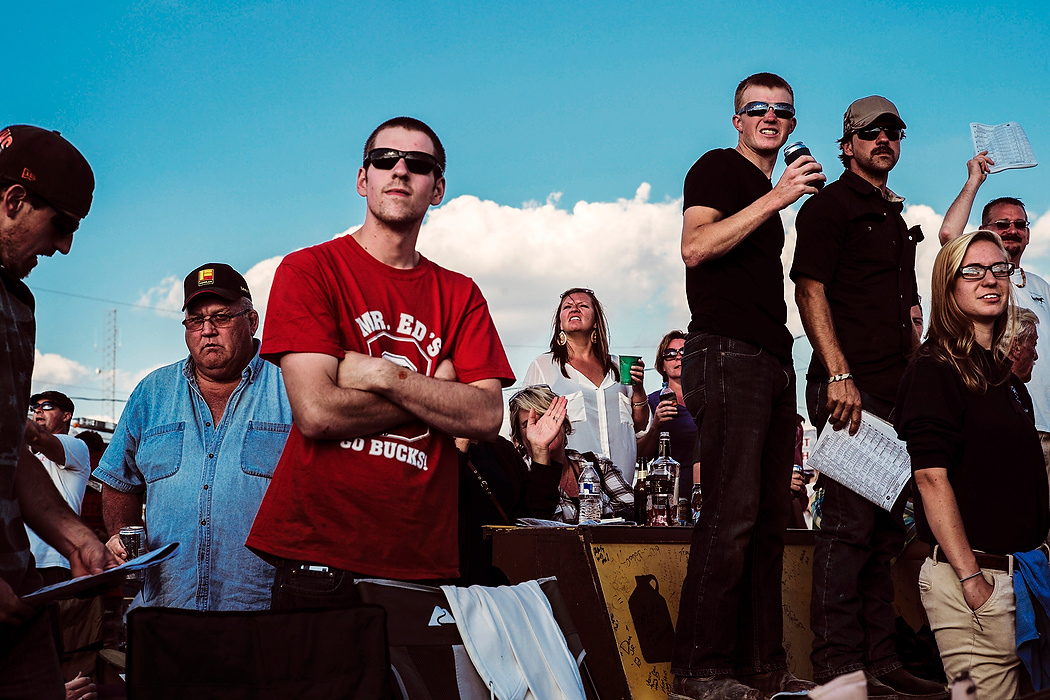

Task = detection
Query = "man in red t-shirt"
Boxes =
[248,117,514,607]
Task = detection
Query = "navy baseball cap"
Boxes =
[0,125,94,219]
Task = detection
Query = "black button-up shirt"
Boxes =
[791,169,922,402]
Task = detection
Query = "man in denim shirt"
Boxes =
[97,263,292,611]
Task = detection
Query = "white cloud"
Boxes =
[30,349,163,423]
[131,190,1050,391]
[135,275,183,314]
[417,183,690,375]
[244,255,284,326]
[32,349,91,388]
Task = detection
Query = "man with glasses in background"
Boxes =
[97,263,292,611]
[247,117,513,606]
[793,97,947,699]
[940,162,1050,478]
[670,73,824,700]
[23,391,91,586]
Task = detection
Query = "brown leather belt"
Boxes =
[934,547,1047,570]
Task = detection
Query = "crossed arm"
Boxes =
[281,351,504,442]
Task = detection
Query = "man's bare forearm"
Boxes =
[368,365,504,441]
[101,485,144,538]
[23,419,66,464]
[795,277,849,376]
[682,196,783,267]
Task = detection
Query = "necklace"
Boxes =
[1015,267,1027,289]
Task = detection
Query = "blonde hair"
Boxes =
[924,230,1014,393]
[507,385,573,454]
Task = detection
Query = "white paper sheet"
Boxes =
[807,412,910,511]
[970,122,1037,172]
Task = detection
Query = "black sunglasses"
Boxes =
[958,262,1015,281]
[364,149,442,177]
[987,219,1029,231]
[855,126,905,142]
[30,401,58,411]
[737,102,795,119]
[661,348,685,360]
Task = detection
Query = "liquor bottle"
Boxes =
[634,459,649,525]
[691,483,703,522]
[651,432,681,522]
[577,458,602,524]
[646,441,674,527]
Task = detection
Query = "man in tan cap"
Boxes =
[792,98,947,699]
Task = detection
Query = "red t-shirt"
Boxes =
[247,235,514,579]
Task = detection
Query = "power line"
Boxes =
[31,287,181,315]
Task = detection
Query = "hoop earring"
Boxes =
[557,331,567,346]
[591,329,598,344]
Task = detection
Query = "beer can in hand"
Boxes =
[119,526,147,580]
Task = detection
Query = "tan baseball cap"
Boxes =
[842,96,906,138]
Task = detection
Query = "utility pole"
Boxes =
[100,309,117,421]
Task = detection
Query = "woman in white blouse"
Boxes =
[523,287,648,483]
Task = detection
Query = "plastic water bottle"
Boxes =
[577,458,603,523]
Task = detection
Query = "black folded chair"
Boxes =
[126,605,390,700]
[355,576,601,700]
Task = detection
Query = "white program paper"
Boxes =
[970,122,1037,172]
[807,412,910,511]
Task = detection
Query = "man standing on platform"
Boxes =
[792,96,947,699]
[670,73,823,700]
[247,117,514,606]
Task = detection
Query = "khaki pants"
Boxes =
[918,556,1020,698]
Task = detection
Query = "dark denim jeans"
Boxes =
[671,333,796,677]
[807,381,905,679]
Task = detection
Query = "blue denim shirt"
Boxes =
[96,345,292,611]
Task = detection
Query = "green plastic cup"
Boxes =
[619,355,641,384]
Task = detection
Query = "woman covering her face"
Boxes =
[508,385,634,523]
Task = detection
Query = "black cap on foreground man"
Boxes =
[0,125,117,700]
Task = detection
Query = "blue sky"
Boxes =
[10,0,1050,421]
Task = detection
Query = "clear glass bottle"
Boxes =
[577,458,602,524]
[651,432,681,523]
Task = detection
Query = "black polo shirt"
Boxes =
[684,148,792,362]
[790,169,921,402]
[896,350,1049,554]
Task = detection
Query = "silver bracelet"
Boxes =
[959,570,983,583]
[828,373,853,384]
